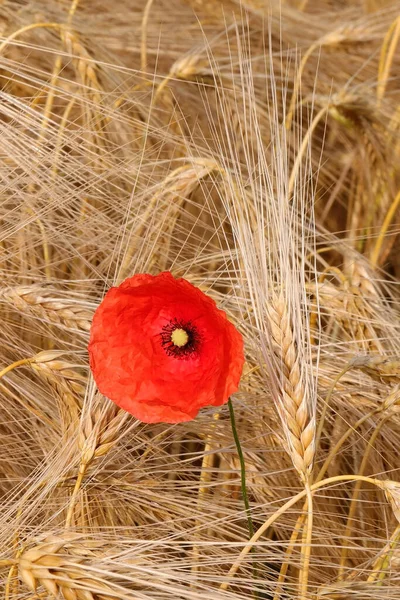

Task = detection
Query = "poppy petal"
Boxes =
[88,272,244,423]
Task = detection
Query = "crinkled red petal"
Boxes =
[88,271,244,423]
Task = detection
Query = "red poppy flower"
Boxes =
[88,272,244,423]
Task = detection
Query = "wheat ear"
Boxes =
[65,396,134,528]
[78,397,132,465]
[351,354,400,384]
[267,296,315,481]
[267,295,315,600]
[0,286,93,332]
[31,351,86,432]
[18,533,114,600]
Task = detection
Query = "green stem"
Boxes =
[228,398,254,539]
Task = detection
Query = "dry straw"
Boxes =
[1,1,400,600]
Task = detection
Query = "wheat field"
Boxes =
[0,1,400,599]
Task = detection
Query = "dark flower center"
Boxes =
[160,318,201,359]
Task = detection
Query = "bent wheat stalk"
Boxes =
[220,475,400,592]
[274,383,400,600]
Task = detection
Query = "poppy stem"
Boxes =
[228,398,254,539]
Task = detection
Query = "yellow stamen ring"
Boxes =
[171,328,189,347]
